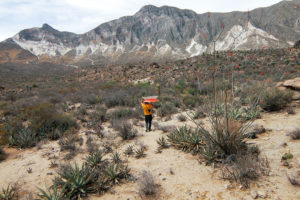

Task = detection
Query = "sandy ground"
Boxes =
[1,107,300,199]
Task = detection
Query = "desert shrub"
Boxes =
[157,125,175,133]
[110,108,134,120]
[289,129,300,140]
[183,95,199,108]
[84,94,102,105]
[177,114,186,122]
[138,171,157,196]
[222,154,270,188]
[192,108,206,119]
[111,120,137,140]
[260,88,293,111]
[286,106,295,114]
[7,126,36,148]
[103,89,137,108]
[157,102,177,117]
[0,146,6,161]
[58,135,77,152]
[3,103,78,148]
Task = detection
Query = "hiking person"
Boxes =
[141,98,154,132]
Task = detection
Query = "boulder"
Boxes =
[283,77,300,90]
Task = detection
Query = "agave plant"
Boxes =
[0,185,16,200]
[167,126,204,153]
[124,145,134,156]
[156,137,169,149]
[111,152,122,164]
[37,183,66,200]
[56,163,94,198]
[135,147,146,159]
[85,151,104,168]
[104,164,120,184]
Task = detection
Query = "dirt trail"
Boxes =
[1,109,300,199]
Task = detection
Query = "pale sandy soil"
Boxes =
[1,107,300,200]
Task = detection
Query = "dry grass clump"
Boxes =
[288,129,300,140]
[221,154,270,188]
[138,171,158,196]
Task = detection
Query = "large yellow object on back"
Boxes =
[141,103,153,115]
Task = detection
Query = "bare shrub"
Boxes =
[221,154,270,188]
[286,106,295,115]
[138,171,157,196]
[289,129,300,140]
[177,114,186,122]
[111,120,137,140]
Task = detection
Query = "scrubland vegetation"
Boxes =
[0,47,300,198]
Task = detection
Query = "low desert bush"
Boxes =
[289,129,300,140]
[221,154,270,188]
[183,95,199,108]
[157,102,177,117]
[110,108,134,120]
[177,114,186,122]
[111,120,137,140]
[138,171,157,196]
[260,88,293,111]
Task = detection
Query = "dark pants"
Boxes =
[145,115,152,131]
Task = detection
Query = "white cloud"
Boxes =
[0,0,283,41]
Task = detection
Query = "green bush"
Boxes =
[260,88,293,111]
[55,163,94,198]
[183,95,199,108]
[8,127,36,148]
[110,108,134,119]
[157,102,177,117]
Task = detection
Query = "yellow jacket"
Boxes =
[141,103,153,115]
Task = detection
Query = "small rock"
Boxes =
[251,191,258,199]
[162,177,166,181]
[189,192,192,195]
[257,191,267,199]
[281,142,287,147]
[225,184,234,190]
[47,172,53,175]
[282,161,289,167]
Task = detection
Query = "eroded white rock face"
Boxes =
[215,22,279,51]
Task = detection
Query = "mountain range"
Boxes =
[0,0,299,65]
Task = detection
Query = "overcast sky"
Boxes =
[0,0,283,42]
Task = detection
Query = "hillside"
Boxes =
[0,0,299,64]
